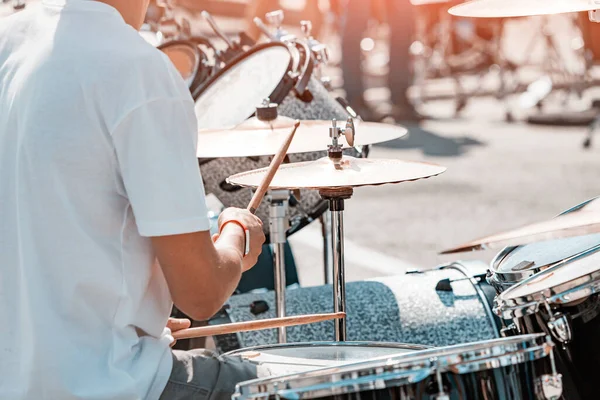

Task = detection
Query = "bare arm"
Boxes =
[151,208,265,321]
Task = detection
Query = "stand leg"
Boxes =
[268,190,290,344]
[328,202,347,341]
[320,213,333,284]
[273,242,286,343]
[320,188,352,342]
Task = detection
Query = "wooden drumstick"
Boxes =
[247,120,300,214]
[172,312,345,340]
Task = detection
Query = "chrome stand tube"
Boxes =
[267,190,290,344]
[273,242,286,343]
[319,188,352,342]
[331,206,346,341]
[320,213,333,284]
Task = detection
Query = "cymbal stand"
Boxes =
[266,190,290,344]
[320,213,333,284]
[318,119,355,341]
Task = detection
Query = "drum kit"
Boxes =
[137,2,600,399]
[4,0,600,398]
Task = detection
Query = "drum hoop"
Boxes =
[495,242,600,318]
[490,196,600,281]
[233,335,549,400]
[191,41,294,102]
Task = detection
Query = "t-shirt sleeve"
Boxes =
[111,97,210,237]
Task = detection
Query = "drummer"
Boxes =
[0,1,265,399]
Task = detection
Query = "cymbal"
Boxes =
[196,117,407,158]
[440,208,600,254]
[449,0,600,18]
[226,156,446,190]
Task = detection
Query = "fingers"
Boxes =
[166,317,191,332]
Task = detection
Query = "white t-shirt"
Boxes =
[0,1,210,399]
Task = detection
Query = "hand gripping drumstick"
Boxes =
[247,120,300,214]
[172,312,345,340]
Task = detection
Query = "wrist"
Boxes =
[220,220,250,257]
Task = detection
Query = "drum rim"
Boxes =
[489,196,600,287]
[191,41,293,103]
[233,334,550,400]
[494,243,600,319]
[157,39,202,86]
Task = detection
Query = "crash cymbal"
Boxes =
[441,208,600,254]
[449,0,600,18]
[196,117,407,158]
[226,156,446,189]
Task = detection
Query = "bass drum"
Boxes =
[195,42,366,238]
[209,261,501,353]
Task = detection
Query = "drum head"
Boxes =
[158,41,201,88]
[227,342,423,376]
[492,197,600,276]
[500,247,600,302]
[495,234,600,274]
[194,43,293,129]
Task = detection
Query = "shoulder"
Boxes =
[89,23,191,103]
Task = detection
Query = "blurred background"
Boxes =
[4,0,600,286]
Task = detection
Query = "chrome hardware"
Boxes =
[266,190,291,344]
[537,374,563,400]
[536,339,563,400]
[265,10,289,41]
[300,20,312,38]
[201,11,234,48]
[543,302,572,344]
[328,118,356,146]
[432,359,449,400]
[500,323,518,337]
[547,312,572,343]
[328,118,355,164]
[266,10,284,29]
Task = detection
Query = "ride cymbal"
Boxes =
[196,117,407,158]
[441,208,600,254]
[226,155,446,189]
[449,0,600,18]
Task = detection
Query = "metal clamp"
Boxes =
[535,337,563,399]
[543,301,572,344]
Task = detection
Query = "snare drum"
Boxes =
[210,261,501,352]
[224,342,427,378]
[234,334,562,400]
[495,245,600,400]
[489,197,600,293]
[195,42,365,239]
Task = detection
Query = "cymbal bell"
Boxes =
[226,155,446,190]
[449,0,600,18]
[196,117,407,158]
[440,208,600,254]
